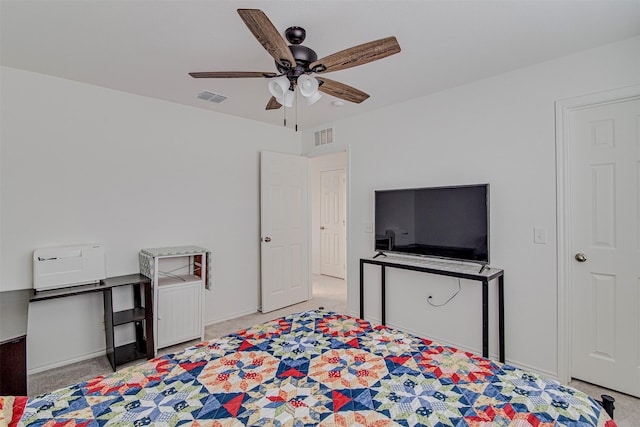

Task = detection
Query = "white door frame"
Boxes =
[555,84,640,384]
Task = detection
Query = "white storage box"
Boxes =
[33,244,106,291]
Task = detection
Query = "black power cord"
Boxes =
[427,278,462,307]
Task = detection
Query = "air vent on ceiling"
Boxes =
[197,90,227,103]
[314,127,334,147]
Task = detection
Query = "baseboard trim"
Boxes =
[204,307,260,326]
[28,349,106,375]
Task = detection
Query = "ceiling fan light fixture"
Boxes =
[298,74,322,105]
[280,89,295,108]
[268,75,290,99]
[304,90,322,106]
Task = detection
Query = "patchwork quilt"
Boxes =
[17,310,615,426]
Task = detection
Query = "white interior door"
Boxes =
[260,151,310,313]
[569,96,640,397]
[320,169,346,279]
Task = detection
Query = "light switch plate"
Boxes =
[534,227,547,244]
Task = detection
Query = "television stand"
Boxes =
[360,256,505,362]
[373,251,387,259]
[479,264,489,274]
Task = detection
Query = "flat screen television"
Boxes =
[374,184,489,265]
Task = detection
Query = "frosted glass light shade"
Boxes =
[268,76,290,99]
[267,76,295,108]
[304,90,322,105]
[280,89,295,107]
[298,74,322,105]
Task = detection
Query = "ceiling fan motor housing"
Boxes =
[276,38,319,86]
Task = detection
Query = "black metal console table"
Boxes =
[360,256,505,362]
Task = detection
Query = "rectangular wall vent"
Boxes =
[314,127,334,147]
[197,91,227,103]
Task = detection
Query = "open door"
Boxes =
[260,151,310,313]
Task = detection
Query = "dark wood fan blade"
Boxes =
[237,9,296,69]
[266,96,282,110]
[310,36,400,73]
[317,77,370,104]
[189,71,277,78]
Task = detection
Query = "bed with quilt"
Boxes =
[3,310,616,426]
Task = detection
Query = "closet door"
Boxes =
[320,168,346,279]
[569,97,640,397]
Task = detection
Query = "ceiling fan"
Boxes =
[189,9,401,110]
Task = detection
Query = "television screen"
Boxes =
[374,184,489,264]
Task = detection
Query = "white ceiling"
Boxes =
[2,0,639,131]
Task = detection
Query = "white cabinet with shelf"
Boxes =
[139,246,210,355]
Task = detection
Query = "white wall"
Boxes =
[302,36,640,378]
[0,67,301,372]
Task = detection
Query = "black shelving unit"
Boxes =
[102,274,154,370]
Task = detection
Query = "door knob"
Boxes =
[575,253,587,262]
[320,226,325,230]
[263,237,271,242]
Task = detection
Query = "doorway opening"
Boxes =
[309,150,348,312]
